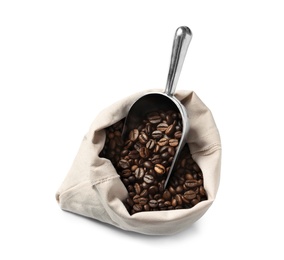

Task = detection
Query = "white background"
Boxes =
[1,0,283,259]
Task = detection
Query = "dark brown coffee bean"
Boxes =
[174,131,182,139]
[139,147,150,158]
[169,139,179,147]
[138,132,148,144]
[171,198,177,207]
[184,190,196,200]
[152,130,163,139]
[140,189,148,197]
[161,151,170,159]
[145,123,152,135]
[165,124,175,136]
[148,185,159,195]
[147,112,161,124]
[143,160,153,169]
[176,185,184,194]
[184,179,200,188]
[138,197,148,205]
[144,204,150,211]
[143,174,154,184]
[185,173,194,180]
[157,122,168,132]
[146,139,155,150]
[191,198,200,206]
[169,186,176,195]
[158,137,169,146]
[149,199,158,208]
[134,183,141,195]
[121,169,131,178]
[133,204,143,212]
[128,175,136,183]
[128,150,139,159]
[118,159,130,169]
[166,114,174,124]
[168,146,175,156]
[164,200,172,207]
[151,154,162,164]
[133,195,140,204]
[154,164,166,175]
[121,149,129,157]
[200,186,206,196]
[141,182,149,189]
[175,194,183,205]
[129,129,139,141]
[134,167,145,180]
[163,190,171,200]
[131,165,138,171]
[181,195,190,204]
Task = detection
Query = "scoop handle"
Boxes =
[165,26,192,96]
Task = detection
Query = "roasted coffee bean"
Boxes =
[148,185,159,195]
[131,165,138,171]
[118,159,130,169]
[158,137,169,146]
[176,185,183,194]
[121,169,131,178]
[174,131,182,139]
[175,194,183,205]
[152,130,163,139]
[146,139,155,150]
[161,151,170,159]
[143,174,155,184]
[134,183,141,195]
[165,124,175,136]
[169,139,179,147]
[133,195,140,204]
[143,160,153,169]
[166,114,174,124]
[140,189,148,197]
[134,142,142,151]
[163,190,171,200]
[139,147,150,158]
[134,167,145,180]
[185,173,194,180]
[133,204,143,212]
[128,150,140,159]
[200,186,206,196]
[157,122,168,132]
[129,129,139,141]
[138,132,148,144]
[184,190,196,200]
[138,197,148,205]
[149,199,158,208]
[147,112,162,124]
[154,164,166,175]
[151,154,162,164]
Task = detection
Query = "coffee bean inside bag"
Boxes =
[100,110,207,215]
[56,90,221,235]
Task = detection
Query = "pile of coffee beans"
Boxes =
[99,110,207,215]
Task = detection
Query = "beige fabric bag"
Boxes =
[56,89,221,235]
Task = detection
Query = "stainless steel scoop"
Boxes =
[122,26,192,188]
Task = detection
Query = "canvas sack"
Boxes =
[56,89,221,235]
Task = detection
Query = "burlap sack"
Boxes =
[56,89,221,235]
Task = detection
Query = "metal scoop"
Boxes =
[122,26,192,188]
